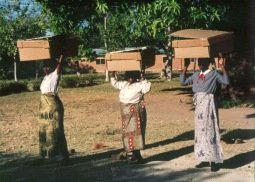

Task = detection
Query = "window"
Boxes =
[96,58,105,65]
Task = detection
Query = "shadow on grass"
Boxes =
[0,131,194,181]
[220,129,255,144]
[144,145,194,162]
[246,113,255,119]
[222,150,255,169]
[0,148,121,170]
[0,130,195,166]
[0,149,126,181]
[146,130,194,150]
[143,131,194,162]
[1,129,255,181]
[160,87,192,95]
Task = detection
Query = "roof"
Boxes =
[92,48,106,56]
[21,34,79,41]
[170,29,233,40]
[108,46,152,54]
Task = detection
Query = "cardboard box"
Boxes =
[17,34,79,61]
[105,47,155,71]
[105,52,142,60]
[171,29,234,58]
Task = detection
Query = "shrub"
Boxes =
[60,76,77,88]
[60,74,97,88]
[0,81,27,96]
[27,80,41,91]
[219,99,255,108]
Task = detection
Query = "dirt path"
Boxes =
[0,86,254,181]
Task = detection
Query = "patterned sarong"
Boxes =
[193,92,223,163]
[38,93,69,159]
[120,101,147,152]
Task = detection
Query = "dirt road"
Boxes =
[0,83,254,181]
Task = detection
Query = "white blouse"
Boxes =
[40,69,60,94]
[111,77,151,104]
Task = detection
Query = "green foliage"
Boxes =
[85,0,228,51]
[95,0,108,15]
[77,46,97,61]
[27,80,41,91]
[33,0,230,52]
[60,74,97,88]
[0,73,100,95]
[36,0,97,34]
[219,99,255,109]
[0,80,27,96]
[0,0,46,56]
[0,0,47,79]
[34,0,228,51]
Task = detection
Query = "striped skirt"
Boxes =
[38,93,69,159]
[120,101,147,152]
[193,92,223,163]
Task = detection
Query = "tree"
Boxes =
[95,0,110,81]
[36,0,98,34]
[0,0,46,80]
[85,0,227,51]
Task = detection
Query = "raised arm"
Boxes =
[110,71,125,90]
[56,54,64,75]
[141,79,151,94]
[180,59,193,85]
[216,57,229,85]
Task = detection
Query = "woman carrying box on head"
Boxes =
[38,54,69,161]
[111,70,151,164]
[180,58,229,172]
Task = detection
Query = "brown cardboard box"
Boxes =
[17,34,79,61]
[107,59,141,71]
[105,52,142,60]
[171,29,234,58]
[105,47,155,71]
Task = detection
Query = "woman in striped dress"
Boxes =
[111,71,151,164]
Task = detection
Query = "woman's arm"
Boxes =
[56,54,64,75]
[141,79,151,94]
[216,58,229,85]
[180,59,193,85]
[110,71,125,90]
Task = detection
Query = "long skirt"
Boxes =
[120,101,147,153]
[38,94,69,159]
[193,92,223,163]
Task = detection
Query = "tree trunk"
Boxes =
[105,68,109,82]
[166,26,172,81]
[35,62,38,80]
[104,14,109,82]
[14,61,17,81]
[104,15,107,51]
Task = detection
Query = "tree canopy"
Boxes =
[0,0,253,82]
[0,0,46,79]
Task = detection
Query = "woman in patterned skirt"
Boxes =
[111,71,151,164]
[39,55,69,161]
[180,58,229,172]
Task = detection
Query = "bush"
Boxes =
[60,74,97,88]
[60,76,77,88]
[0,81,27,96]
[27,80,41,91]
[219,99,255,108]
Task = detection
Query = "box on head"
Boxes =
[17,34,80,62]
[171,29,234,59]
[105,46,156,71]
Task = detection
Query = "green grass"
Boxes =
[219,99,255,108]
[0,72,254,108]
